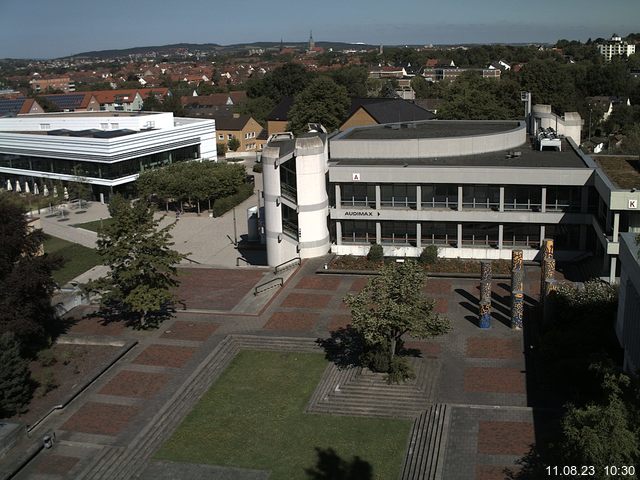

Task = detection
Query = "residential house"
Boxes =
[0,98,44,117]
[29,76,75,93]
[213,114,265,152]
[39,93,100,112]
[181,92,248,117]
[598,34,636,62]
[340,98,435,131]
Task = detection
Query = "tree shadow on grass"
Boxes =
[305,447,373,480]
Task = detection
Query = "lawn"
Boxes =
[73,217,114,232]
[156,351,411,479]
[43,235,102,285]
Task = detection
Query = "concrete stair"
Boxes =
[307,358,440,419]
[400,404,451,480]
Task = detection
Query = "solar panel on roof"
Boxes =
[0,99,26,116]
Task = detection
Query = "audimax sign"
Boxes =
[343,211,381,217]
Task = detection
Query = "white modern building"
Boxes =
[616,232,640,374]
[597,34,636,62]
[0,111,216,200]
[262,106,640,281]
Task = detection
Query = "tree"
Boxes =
[287,77,350,134]
[0,332,32,417]
[0,195,62,353]
[237,96,275,126]
[344,261,450,363]
[227,137,241,152]
[246,63,314,102]
[331,66,369,97]
[84,195,186,328]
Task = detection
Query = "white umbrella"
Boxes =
[33,183,40,195]
[24,182,30,194]
[43,184,49,197]
[63,187,69,201]
[15,180,21,193]
[6,179,12,191]
[53,186,58,197]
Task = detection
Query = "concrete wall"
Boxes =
[616,233,640,374]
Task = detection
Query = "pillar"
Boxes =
[541,187,547,213]
[335,184,341,208]
[479,301,491,329]
[457,185,463,211]
[609,256,617,284]
[457,223,462,248]
[580,186,589,213]
[613,212,620,240]
[511,290,524,329]
[375,185,381,210]
[498,224,504,250]
[416,223,422,249]
[375,221,381,245]
[416,185,422,211]
[499,186,505,212]
[336,221,342,245]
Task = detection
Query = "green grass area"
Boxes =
[73,217,114,233]
[156,351,410,479]
[43,235,102,285]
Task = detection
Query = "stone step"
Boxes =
[322,389,430,407]
[309,404,419,419]
[400,404,451,480]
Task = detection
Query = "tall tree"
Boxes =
[344,261,450,362]
[287,77,350,134]
[85,195,186,328]
[0,195,62,353]
[0,332,32,417]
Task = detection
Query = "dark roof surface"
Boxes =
[213,114,252,131]
[331,139,588,169]
[40,93,86,110]
[347,98,436,123]
[342,120,519,140]
[0,98,27,117]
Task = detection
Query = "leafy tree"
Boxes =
[141,92,163,112]
[518,59,578,112]
[410,76,430,99]
[344,261,450,363]
[227,137,241,152]
[237,96,275,126]
[0,332,32,417]
[84,195,186,328]
[379,79,399,98]
[437,73,516,120]
[246,63,314,102]
[287,77,350,134]
[331,66,368,97]
[0,195,62,353]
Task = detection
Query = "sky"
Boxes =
[0,0,638,59]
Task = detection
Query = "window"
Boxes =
[39,123,50,130]
[110,123,119,129]
[218,134,224,140]
[279,159,297,201]
[461,223,499,247]
[421,184,457,209]
[227,134,233,140]
[381,221,416,246]
[282,204,298,239]
[421,222,457,246]
[546,186,580,212]
[342,220,376,244]
[380,183,417,208]
[462,185,500,210]
[100,123,108,130]
[504,186,542,211]
[341,183,376,208]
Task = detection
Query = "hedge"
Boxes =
[211,183,254,217]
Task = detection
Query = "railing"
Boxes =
[380,198,417,209]
[421,199,458,209]
[236,257,250,266]
[274,257,301,274]
[254,277,284,295]
[341,234,375,245]
[281,184,297,202]
[462,200,500,210]
[282,220,298,239]
[380,235,417,246]
[341,198,376,208]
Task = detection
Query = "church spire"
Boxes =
[308,30,315,51]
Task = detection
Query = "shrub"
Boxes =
[211,183,254,217]
[0,332,33,417]
[419,245,438,265]
[361,344,390,373]
[386,356,416,384]
[38,350,57,367]
[252,162,263,173]
[39,371,59,396]
[217,142,228,156]
[366,244,384,262]
[228,138,241,152]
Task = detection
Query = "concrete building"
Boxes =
[261,106,640,281]
[616,232,640,374]
[597,34,636,62]
[0,111,216,201]
[29,76,75,93]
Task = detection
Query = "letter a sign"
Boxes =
[352,173,361,181]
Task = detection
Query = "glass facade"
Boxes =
[282,204,298,239]
[380,184,416,208]
[342,220,376,244]
[0,145,199,180]
[341,183,375,208]
[502,223,540,247]
[462,185,500,210]
[279,159,297,202]
[461,223,499,247]
[421,184,458,209]
[504,185,542,211]
[381,221,416,246]
[421,222,458,246]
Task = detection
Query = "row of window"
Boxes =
[0,145,199,180]
[339,183,587,212]
[340,220,580,249]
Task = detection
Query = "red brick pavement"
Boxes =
[34,455,80,475]
[328,314,352,331]
[477,421,535,455]
[281,293,332,309]
[435,298,448,313]
[68,316,125,336]
[349,277,369,292]
[264,312,319,332]
[403,341,442,359]
[99,370,170,399]
[296,276,341,291]
[464,367,526,394]
[424,279,452,295]
[62,402,139,436]
[132,345,196,368]
[161,320,219,342]
[175,268,264,311]
[465,338,521,359]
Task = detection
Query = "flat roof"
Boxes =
[593,155,640,189]
[331,138,589,169]
[340,120,521,140]
[17,111,162,118]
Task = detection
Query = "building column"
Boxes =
[579,224,587,251]
[457,185,463,211]
[609,256,617,284]
[540,225,545,247]
[581,186,589,213]
[335,184,341,209]
[416,222,422,248]
[376,221,381,244]
[541,187,547,213]
[375,185,381,210]
[498,224,504,250]
[336,221,342,245]
[499,186,505,212]
[457,223,462,248]
[416,185,422,211]
[613,212,620,240]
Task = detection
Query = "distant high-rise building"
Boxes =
[597,34,636,62]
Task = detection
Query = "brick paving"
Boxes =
[34,454,80,475]
[17,258,548,480]
[161,320,219,341]
[99,371,170,399]
[475,464,516,480]
[464,367,526,394]
[132,345,196,368]
[68,315,126,336]
[62,402,139,436]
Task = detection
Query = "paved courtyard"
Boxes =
[10,257,547,480]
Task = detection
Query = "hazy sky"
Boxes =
[1,0,638,58]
